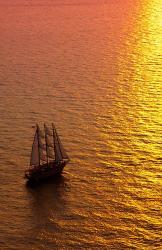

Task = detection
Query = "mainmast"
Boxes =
[36,124,41,166]
[37,124,47,165]
[52,123,56,161]
[44,123,49,165]
[44,124,55,162]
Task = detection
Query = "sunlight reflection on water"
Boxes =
[0,0,161,249]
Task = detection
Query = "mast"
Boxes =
[36,124,41,166]
[44,123,49,165]
[44,124,55,161]
[37,124,47,165]
[52,123,56,161]
[30,125,40,167]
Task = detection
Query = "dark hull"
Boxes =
[25,161,67,183]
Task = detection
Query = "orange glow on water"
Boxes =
[0,1,161,249]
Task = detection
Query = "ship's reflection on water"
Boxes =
[26,175,71,247]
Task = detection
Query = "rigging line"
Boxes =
[52,123,57,161]
[44,123,49,165]
[36,124,41,166]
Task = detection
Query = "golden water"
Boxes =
[0,1,161,249]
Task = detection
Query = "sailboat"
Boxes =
[25,123,70,182]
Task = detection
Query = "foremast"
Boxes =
[30,124,48,168]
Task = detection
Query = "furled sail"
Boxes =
[30,129,40,166]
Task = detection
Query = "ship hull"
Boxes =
[25,161,67,183]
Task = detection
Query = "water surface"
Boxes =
[0,0,162,249]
